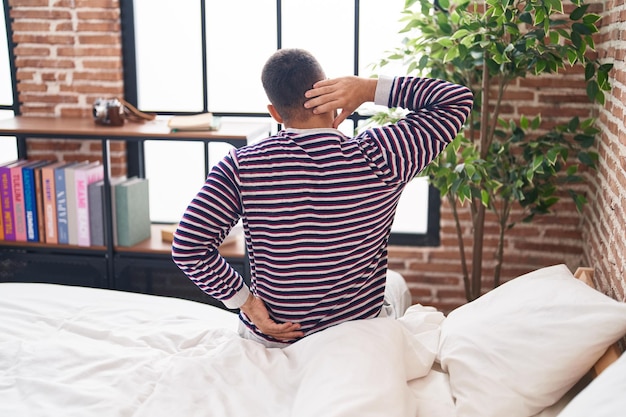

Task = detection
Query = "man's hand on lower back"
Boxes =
[240,294,304,341]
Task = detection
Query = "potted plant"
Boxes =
[368,0,612,301]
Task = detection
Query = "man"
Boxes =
[172,48,473,348]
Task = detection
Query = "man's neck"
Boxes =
[283,114,334,130]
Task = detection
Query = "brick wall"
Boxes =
[10,0,126,175]
[8,0,626,313]
[583,0,626,300]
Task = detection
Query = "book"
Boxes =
[115,176,151,247]
[167,113,221,132]
[87,179,105,247]
[0,160,17,241]
[40,161,70,244]
[11,160,40,241]
[74,162,104,246]
[0,160,17,240]
[55,161,80,245]
[22,161,50,242]
[64,161,91,245]
[0,160,26,241]
[22,160,51,242]
[109,176,127,246]
[34,162,48,242]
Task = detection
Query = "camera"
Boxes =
[93,98,125,126]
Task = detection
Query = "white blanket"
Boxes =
[0,283,444,417]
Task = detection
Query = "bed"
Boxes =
[1,264,625,417]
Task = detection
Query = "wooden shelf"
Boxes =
[115,224,245,258]
[0,115,256,303]
[0,116,270,143]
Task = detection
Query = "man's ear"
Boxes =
[267,104,283,123]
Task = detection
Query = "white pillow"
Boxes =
[556,351,626,417]
[438,264,626,417]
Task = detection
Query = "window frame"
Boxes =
[1,0,22,157]
[119,0,441,247]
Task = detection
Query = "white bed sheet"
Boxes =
[0,283,444,417]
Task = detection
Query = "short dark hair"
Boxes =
[261,48,325,123]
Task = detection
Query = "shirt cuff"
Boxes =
[222,285,251,310]
[374,75,394,107]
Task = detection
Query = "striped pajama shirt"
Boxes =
[172,75,473,344]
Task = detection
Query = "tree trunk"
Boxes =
[470,53,491,300]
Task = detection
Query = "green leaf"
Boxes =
[572,22,593,35]
[599,63,614,73]
[547,148,559,164]
[595,90,606,105]
[550,0,563,13]
[519,11,533,24]
[535,59,547,74]
[520,114,529,130]
[549,30,560,44]
[569,4,590,21]
[450,29,470,40]
[586,80,599,101]
[444,45,460,62]
[566,165,578,176]
[531,115,542,129]
[481,189,490,206]
[532,155,544,171]
[571,31,583,49]
[578,151,594,166]
[583,14,601,24]
[417,54,429,68]
[568,116,580,131]
[437,38,454,48]
[567,49,578,65]
[584,63,595,81]
[574,134,595,148]
[439,22,453,35]
[459,184,472,203]
[535,8,546,26]
[464,163,476,178]
[571,192,587,212]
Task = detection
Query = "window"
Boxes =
[122,0,440,245]
[0,0,18,165]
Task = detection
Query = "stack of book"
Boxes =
[0,159,151,247]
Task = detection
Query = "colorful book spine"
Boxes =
[75,162,104,246]
[34,163,47,242]
[55,161,78,245]
[11,161,30,241]
[65,161,90,246]
[88,180,105,247]
[41,161,67,244]
[115,177,151,247]
[0,161,22,241]
[22,160,49,242]
[109,176,127,246]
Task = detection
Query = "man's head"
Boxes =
[262,48,326,125]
